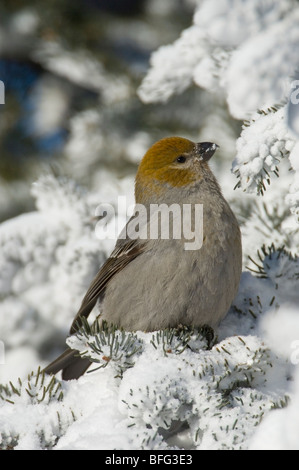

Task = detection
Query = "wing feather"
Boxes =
[70,238,146,334]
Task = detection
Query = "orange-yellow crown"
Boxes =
[135,137,217,204]
[138,137,195,172]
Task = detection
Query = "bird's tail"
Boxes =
[44,348,91,381]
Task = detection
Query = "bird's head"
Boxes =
[135,137,219,204]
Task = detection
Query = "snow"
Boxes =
[225,11,299,118]
[287,77,299,139]
[1,0,299,451]
[194,0,294,48]
[28,74,71,137]
[248,304,299,450]
[232,107,296,197]
[286,142,299,220]
[10,9,40,35]
[32,41,129,98]
[260,305,299,361]
[2,320,293,450]
[0,181,298,450]
[1,197,298,449]
[139,0,299,118]
[248,401,299,450]
[138,25,208,103]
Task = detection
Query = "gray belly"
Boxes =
[100,233,241,332]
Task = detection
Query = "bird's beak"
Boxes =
[195,142,219,162]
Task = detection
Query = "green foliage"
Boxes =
[0,367,64,405]
[119,335,289,450]
[0,319,291,450]
[234,158,281,197]
[150,324,215,355]
[0,367,75,450]
[247,243,298,280]
[2,370,61,404]
[249,202,298,248]
[71,320,216,378]
[233,104,294,196]
[71,318,144,377]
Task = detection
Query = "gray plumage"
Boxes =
[44,139,242,380]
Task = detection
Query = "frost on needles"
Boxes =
[0,323,291,450]
[1,0,299,451]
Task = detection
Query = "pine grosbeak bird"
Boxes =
[44,137,242,380]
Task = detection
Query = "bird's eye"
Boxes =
[176,155,186,163]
